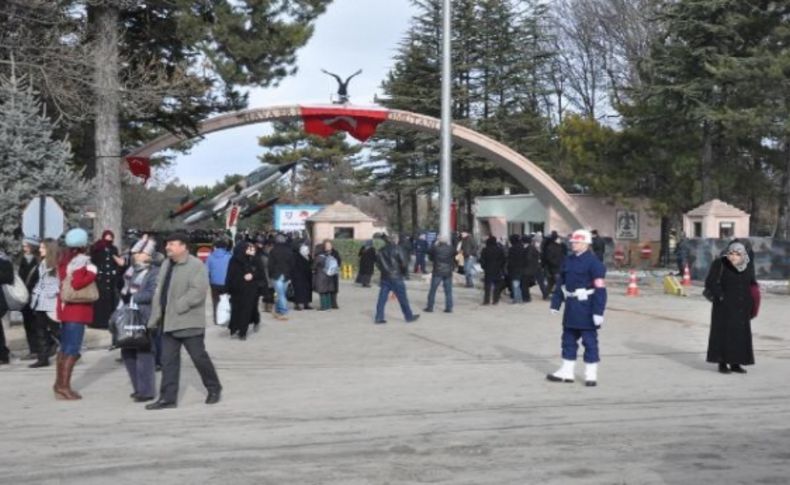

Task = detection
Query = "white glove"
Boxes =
[593,315,604,327]
[550,309,560,315]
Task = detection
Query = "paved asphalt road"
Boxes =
[1,276,788,484]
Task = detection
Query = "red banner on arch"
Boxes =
[300,106,388,142]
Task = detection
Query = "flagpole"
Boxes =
[439,0,453,241]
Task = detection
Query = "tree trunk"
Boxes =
[700,121,714,202]
[465,188,474,234]
[92,5,122,242]
[395,189,403,234]
[775,137,790,240]
[410,190,418,235]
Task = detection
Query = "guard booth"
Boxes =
[683,199,750,239]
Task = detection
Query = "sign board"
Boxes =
[22,196,65,240]
[274,205,324,233]
[615,209,639,240]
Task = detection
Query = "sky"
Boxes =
[169,0,416,187]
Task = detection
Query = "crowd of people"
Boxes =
[0,225,759,406]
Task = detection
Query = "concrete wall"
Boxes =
[475,194,661,243]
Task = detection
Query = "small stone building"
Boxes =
[306,201,380,242]
[683,199,750,239]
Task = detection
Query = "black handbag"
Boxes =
[112,305,151,350]
[702,260,724,302]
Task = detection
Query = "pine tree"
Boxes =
[0,72,92,254]
[257,121,365,205]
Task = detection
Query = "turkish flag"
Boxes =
[300,106,389,142]
[125,156,151,184]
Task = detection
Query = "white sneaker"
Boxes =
[546,359,575,383]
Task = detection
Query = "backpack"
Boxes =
[2,272,30,311]
[324,255,339,277]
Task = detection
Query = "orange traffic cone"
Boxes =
[681,264,692,287]
[626,270,640,296]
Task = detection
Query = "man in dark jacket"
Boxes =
[543,231,566,296]
[506,234,526,303]
[591,230,606,262]
[268,234,295,320]
[18,239,40,359]
[424,237,454,313]
[374,235,419,324]
[480,236,506,305]
[0,249,14,364]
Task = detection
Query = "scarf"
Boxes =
[123,261,150,296]
[726,242,750,273]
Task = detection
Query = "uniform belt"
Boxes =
[562,286,595,300]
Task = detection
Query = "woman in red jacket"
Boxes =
[54,228,98,400]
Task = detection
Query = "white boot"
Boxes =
[584,363,598,387]
[546,359,575,383]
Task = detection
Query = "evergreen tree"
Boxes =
[0,72,91,253]
[257,121,366,205]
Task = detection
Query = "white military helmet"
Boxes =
[569,229,592,244]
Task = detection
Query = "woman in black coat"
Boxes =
[292,242,313,310]
[225,242,263,340]
[705,241,756,374]
[90,230,123,332]
[356,240,376,287]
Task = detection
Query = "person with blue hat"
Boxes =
[54,228,98,400]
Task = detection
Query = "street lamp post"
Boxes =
[439,0,453,241]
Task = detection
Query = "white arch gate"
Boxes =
[129,104,588,232]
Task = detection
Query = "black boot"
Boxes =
[718,363,731,374]
[730,364,747,374]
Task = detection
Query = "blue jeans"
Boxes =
[415,254,427,274]
[60,322,86,356]
[464,256,476,287]
[426,275,453,311]
[375,278,414,322]
[274,275,288,315]
[511,278,523,303]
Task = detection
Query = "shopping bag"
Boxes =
[216,294,231,326]
[112,305,150,350]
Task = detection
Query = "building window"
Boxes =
[333,227,354,239]
[719,222,734,239]
[507,222,525,236]
[693,221,702,238]
[529,222,545,234]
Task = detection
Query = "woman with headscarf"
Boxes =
[313,245,337,311]
[225,242,263,340]
[90,229,123,334]
[356,240,376,288]
[704,241,756,374]
[292,241,313,310]
[119,238,160,402]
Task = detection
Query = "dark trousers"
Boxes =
[375,278,414,322]
[426,274,453,311]
[33,311,60,364]
[159,332,221,403]
[0,310,8,361]
[210,285,226,324]
[545,267,560,297]
[561,328,600,363]
[122,347,156,398]
[534,267,549,299]
[22,307,37,354]
[483,277,505,304]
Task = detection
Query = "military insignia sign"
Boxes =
[615,210,639,240]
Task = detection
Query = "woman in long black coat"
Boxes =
[292,242,313,310]
[356,240,376,287]
[90,230,123,333]
[225,242,263,340]
[705,241,756,374]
